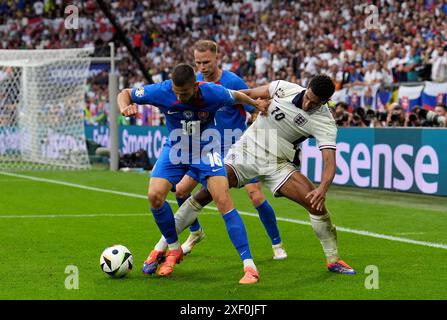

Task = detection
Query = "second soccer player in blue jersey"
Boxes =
[178,40,287,259]
[148,40,287,261]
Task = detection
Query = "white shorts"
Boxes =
[224,143,300,196]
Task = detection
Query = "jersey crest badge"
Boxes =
[198,111,209,120]
[294,114,308,126]
[135,87,144,97]
[183,110,194,119]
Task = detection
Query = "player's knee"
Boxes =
[148,190,165,209]
[175,187,189,200]
[213,193,233,213]
[249,191,265,207]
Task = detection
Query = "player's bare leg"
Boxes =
[245,182,287,260]
[206,173,259,284]
[144,178,183,276]
[277,172,355,275]
[175,175,206,255]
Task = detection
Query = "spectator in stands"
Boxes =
[405,47,422,82]
[430,46,447,82]
[387,103,406,127]
[334,102,352,127]
[435,104,447,117]
[364,63,383,85]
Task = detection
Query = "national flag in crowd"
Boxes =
[398,85,424,111]
[375,89,392,110]
[422,81,447,110]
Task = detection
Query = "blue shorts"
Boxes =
[150,143,226,190]
[185,144,259,185]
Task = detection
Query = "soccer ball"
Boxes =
[100,245,133,278]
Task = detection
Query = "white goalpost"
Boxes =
[0,48,93,171]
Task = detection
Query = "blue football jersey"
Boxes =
[131,80,235,148]
[197,71,254,149]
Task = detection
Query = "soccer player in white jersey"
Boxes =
[160,74,356,275]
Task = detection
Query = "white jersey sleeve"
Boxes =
[308,107,337,151]
[268,80,282,98]
[268,80,302,99]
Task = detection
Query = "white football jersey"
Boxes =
[244,80,337,162]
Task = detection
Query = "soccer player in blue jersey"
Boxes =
[118,63,269,284]
[159,40,287,260]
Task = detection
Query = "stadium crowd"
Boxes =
[1,0,447,127]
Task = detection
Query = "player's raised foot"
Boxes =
[157,248,184,276]
[327,260,356,275]
[239,267,260,284]
[272,243,288,260]
[181,228,206,255]
[142,250,165,275]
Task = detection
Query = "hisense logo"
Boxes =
[302,140,440,194]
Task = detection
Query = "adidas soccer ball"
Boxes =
[100,245,133,278]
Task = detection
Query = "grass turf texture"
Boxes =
[1,170,446,300]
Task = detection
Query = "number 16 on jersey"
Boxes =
[181,120,201,135]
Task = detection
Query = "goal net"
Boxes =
[0,48,93,171]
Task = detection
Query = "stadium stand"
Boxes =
[1,0,446,127]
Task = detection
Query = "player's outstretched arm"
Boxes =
[231,90,270,114]
[117,89,138,117]
[305,149,336,212]
[239,84,270,99]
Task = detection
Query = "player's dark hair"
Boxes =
[172,63,196,87]
[309,74,335,102]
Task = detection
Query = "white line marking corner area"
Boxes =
[1,171,446,251]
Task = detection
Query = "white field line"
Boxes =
[1,171,446,250]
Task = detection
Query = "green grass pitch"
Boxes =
[1,169,446,300]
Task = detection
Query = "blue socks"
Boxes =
[256,200,281,245]
[189,219,201,232]
[151,201,177,244]
[176,195,201,232]
[175,196,188,207]
[222,209,252,261]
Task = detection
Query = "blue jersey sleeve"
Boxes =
[131,83,162,105]
[210,83,236,109]
[227,75,255,113]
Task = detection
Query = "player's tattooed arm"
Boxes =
[117,89,138,117]
[239,84,270,99]
[231,90,270,114]
[305,149,336,212]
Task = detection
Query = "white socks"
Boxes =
[243,259,257,271]
[309,212,339,263]
[168,241,181,250]
[154,197,204,252]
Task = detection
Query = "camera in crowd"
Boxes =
[388,104,405,127]
[334,102,350,127]
[376,111,388,122]
[410,105,447,127]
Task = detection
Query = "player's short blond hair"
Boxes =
[194,40,218,55]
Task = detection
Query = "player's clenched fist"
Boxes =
[255,98,271,115]
[121,104,138,117]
